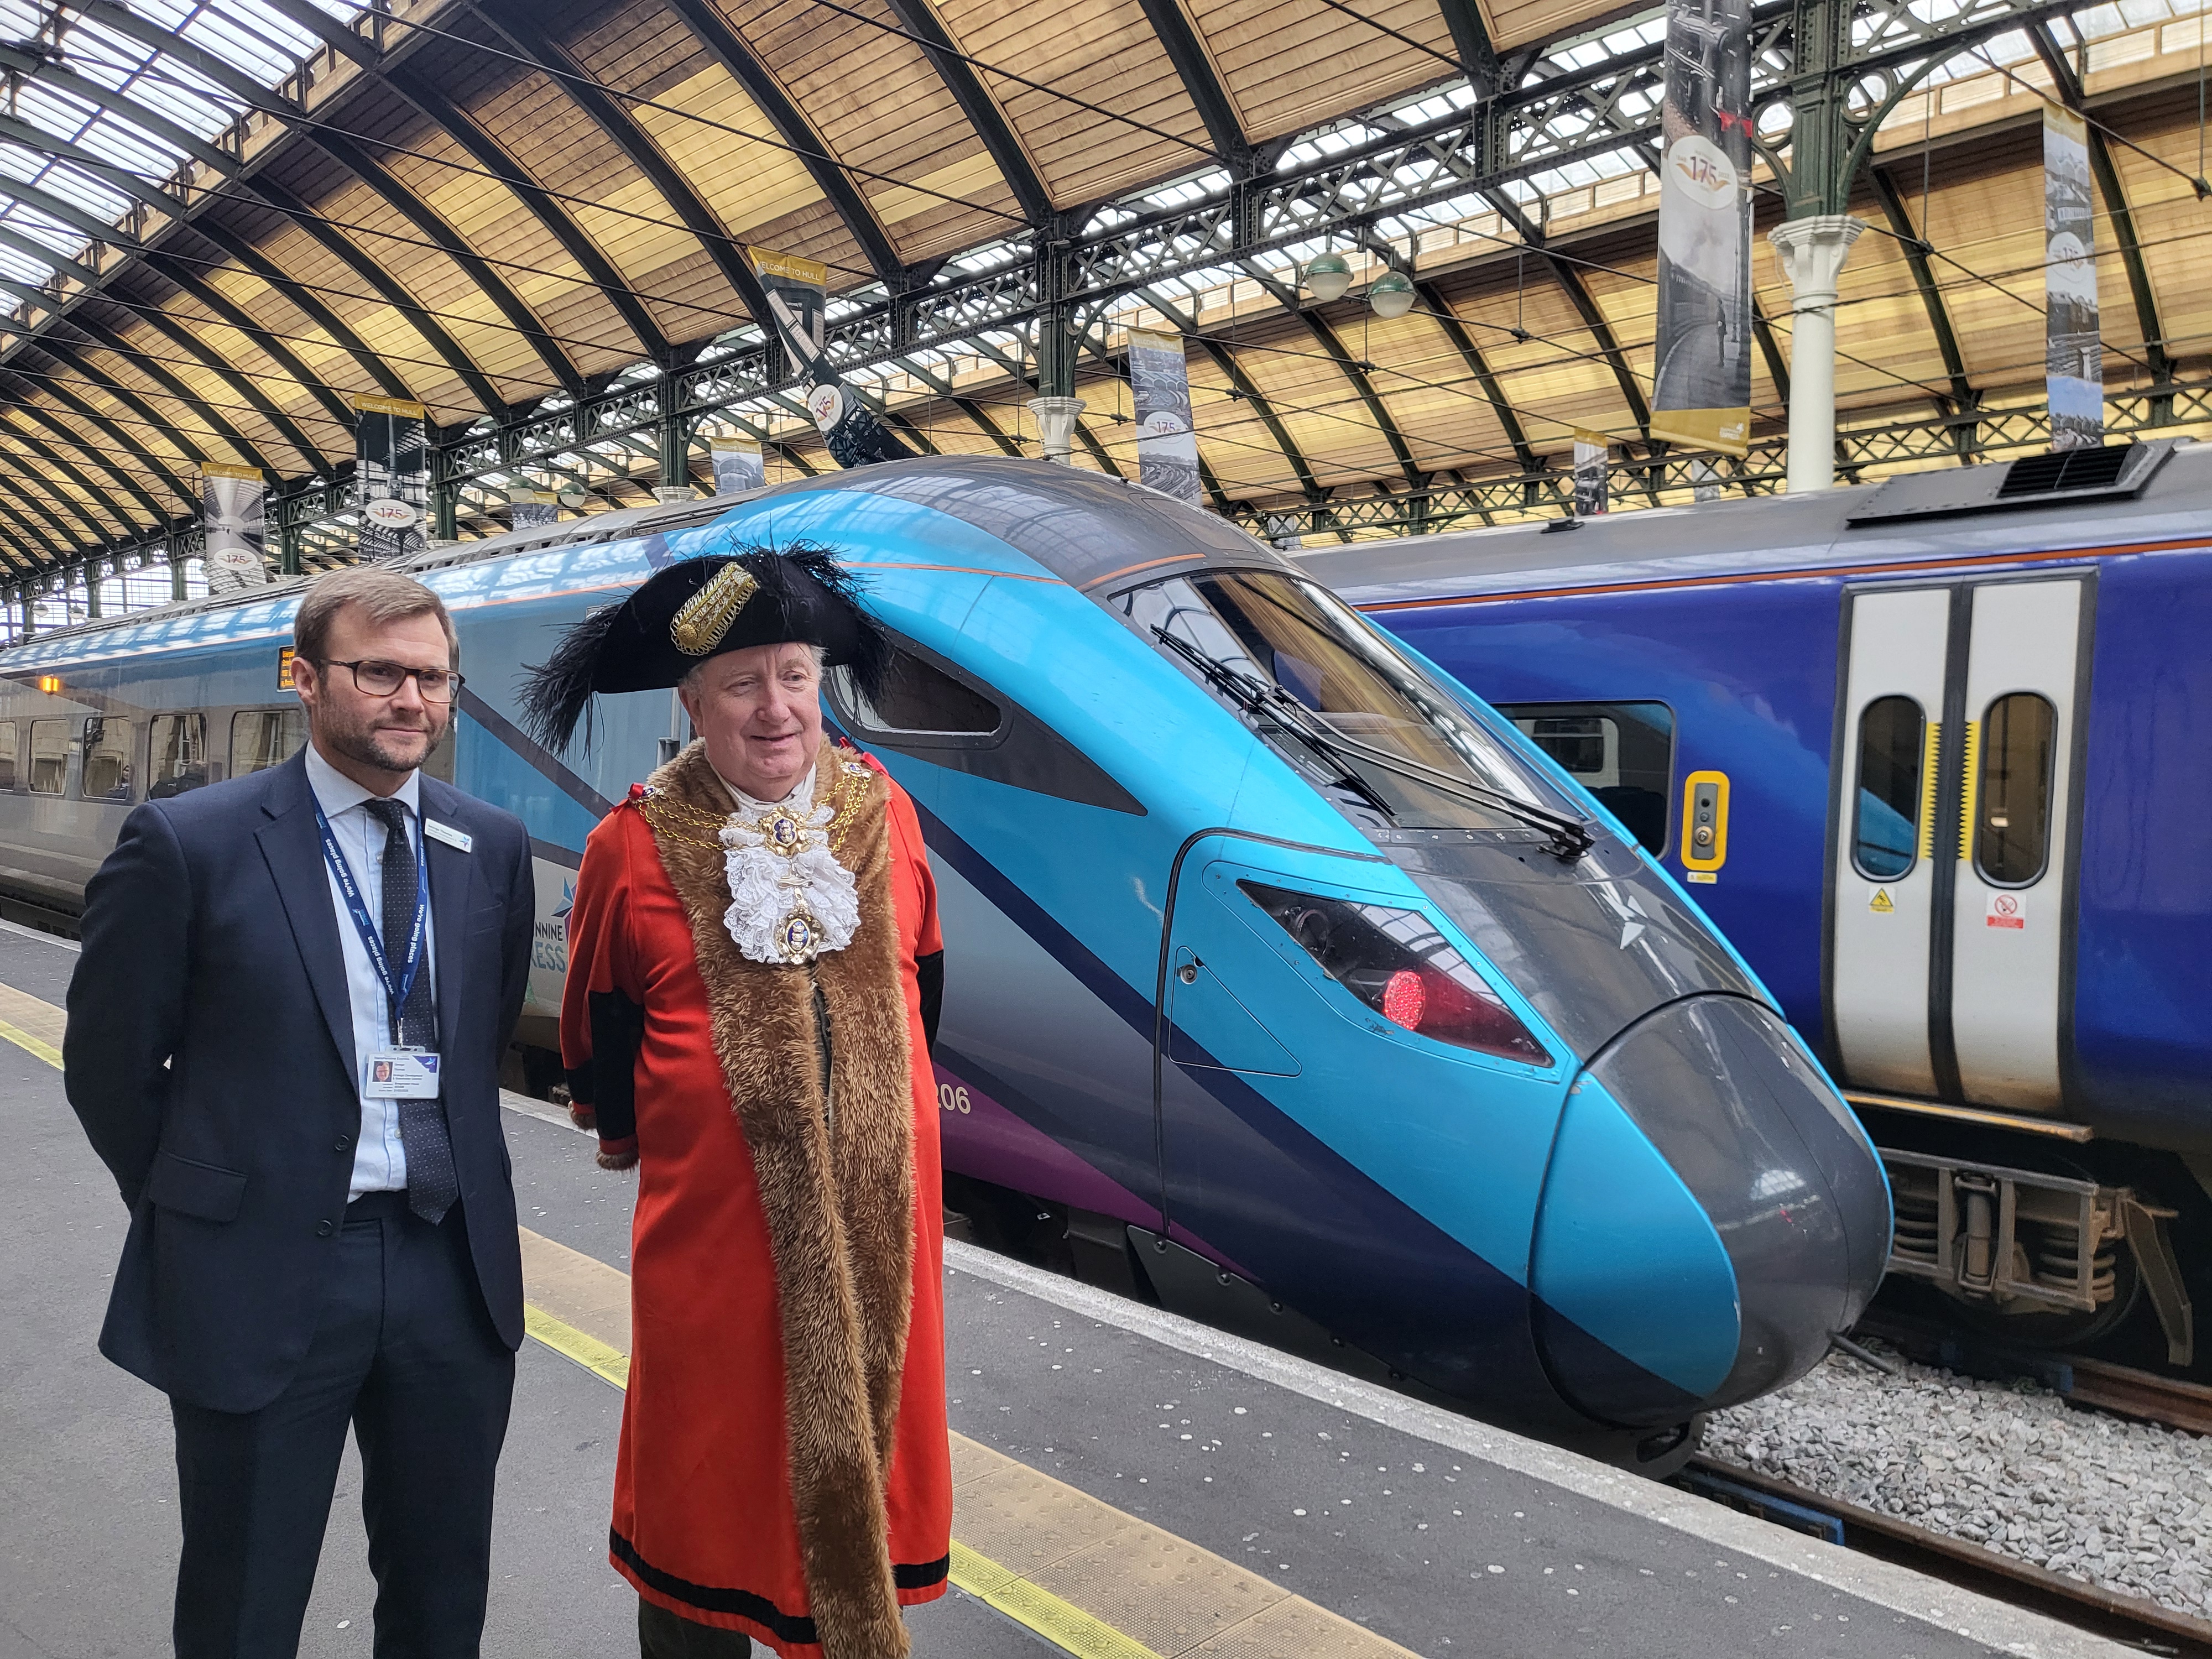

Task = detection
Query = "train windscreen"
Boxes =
[1118,570,1579,837]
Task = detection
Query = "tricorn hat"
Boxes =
[517,543,891,753]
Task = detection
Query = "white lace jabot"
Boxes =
[708,764,859,964]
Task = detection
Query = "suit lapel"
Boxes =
[422,781,474,1047]
[256,752,358,1083]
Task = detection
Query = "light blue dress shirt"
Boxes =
[304,744,439,1200]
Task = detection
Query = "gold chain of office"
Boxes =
[633,761,872,858]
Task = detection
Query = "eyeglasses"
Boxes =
[316,658,465,703]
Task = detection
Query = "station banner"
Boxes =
[354,395,430,561]
[1129,328,1203,507]
[2044,105,2104,450]
[508,489,559,531]
[751,248,828,382]
[201,462,268,594]
[1650,0,1754,457]
[1573,430,1610,515]
[711,437,766,495]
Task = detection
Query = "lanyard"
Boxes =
[314,799,430,1044]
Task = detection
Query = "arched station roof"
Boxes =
[1,0,2210,576]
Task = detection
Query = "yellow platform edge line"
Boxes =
[521,1306,1167,1659]
[0,1016,64,1070]
[523,1303,632,1389]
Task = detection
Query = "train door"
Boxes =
[1827,574,2092,1112]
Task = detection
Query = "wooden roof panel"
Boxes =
[1186,0,1458,144]
[931,0,1212,204]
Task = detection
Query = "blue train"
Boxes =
[0,457,1890,1466]
[1305,438,2212,1372]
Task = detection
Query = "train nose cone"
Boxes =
[1529,995,1892,1428]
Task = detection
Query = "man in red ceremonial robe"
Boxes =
[519,548,950,1659]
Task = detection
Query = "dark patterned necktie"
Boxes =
[364,797,457,1223]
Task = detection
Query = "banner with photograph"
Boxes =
[752,248,828,383]
[1573,430,1610,516]
[201,462,268,594]
[354,395,429,561]
[508,489,559,531]
[711,437,766,495]
[2044,106,2103,451]
[1650,0,1754,456]
[1129,328,1202,507]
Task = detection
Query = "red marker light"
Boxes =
[1382,968,1427,1031]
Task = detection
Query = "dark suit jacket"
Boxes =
[64,748,536,1413]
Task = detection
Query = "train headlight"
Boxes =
[1239,880,1551,1066]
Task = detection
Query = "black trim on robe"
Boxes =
[612,1527,950,1644]
[916,951,943,1053]
[572,988,646,1143]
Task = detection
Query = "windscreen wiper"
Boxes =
[1149,627,1397,820]
[1152,625,1594,860]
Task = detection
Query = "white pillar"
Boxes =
[1026,396,1086,464]
[1767,215,1866,494]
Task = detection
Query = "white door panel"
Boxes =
[1830,587,1950,1095]
[1948,580,2083,1111]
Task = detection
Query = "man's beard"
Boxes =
[321,706,441,774]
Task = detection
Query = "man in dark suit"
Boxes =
[65,565,537,1658]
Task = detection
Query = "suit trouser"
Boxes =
[168,1193,515,1659]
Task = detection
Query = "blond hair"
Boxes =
[294,565,456,666]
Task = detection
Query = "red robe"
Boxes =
[560,739,950,1658]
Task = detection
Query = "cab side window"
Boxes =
[827,638,1142,816]
[1495,701,1674,857]
[0,722,16,791]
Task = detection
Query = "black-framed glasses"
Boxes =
[316,658,465,703]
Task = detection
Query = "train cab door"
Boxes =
[1827,575,2092,1112]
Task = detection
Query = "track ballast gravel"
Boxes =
[1703,1342,2212,1621]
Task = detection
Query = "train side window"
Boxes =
[232,708,306,776]
[838,648,1003,735]
[81,717,134,802]
[1851,695,1924,880]
[27,721,68,795]
[1975,692,2057,886]
[149,714,209,799]
[0,722,15,791]
[1494,701,1674,857]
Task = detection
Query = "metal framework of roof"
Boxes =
[2,0,2211,593]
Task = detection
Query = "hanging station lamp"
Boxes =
[1301,252,1354,302]
[1366,270,1416,319]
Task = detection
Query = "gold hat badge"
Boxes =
[670,561,759,656]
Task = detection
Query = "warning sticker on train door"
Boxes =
[1869,887,1895,913]
[1986,891,2027,930]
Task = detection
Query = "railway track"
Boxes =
[1679,1456,2212,1656]
[1859,1312,2212,1441]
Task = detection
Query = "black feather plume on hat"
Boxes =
[775,540,893,707]
[513,540,891,757]
[517,596,623,755]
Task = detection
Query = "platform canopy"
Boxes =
[1,0,2210,581]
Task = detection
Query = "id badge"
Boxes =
[366,1048,442,1099]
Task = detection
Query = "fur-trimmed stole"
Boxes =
[634,739,917,1659]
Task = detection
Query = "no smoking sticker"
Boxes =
[1986,891,2027,930]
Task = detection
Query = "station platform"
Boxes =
[0,915,2134,1659]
